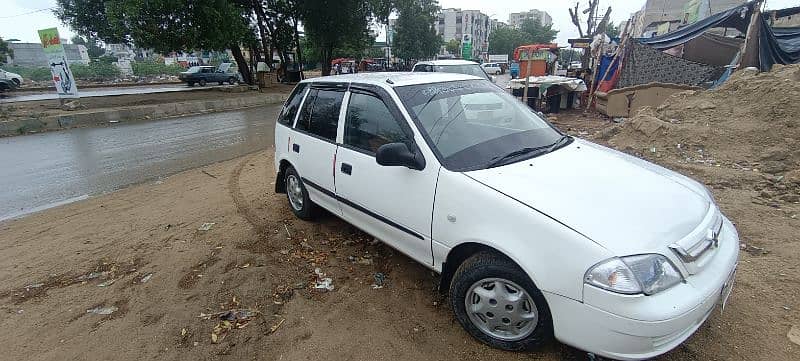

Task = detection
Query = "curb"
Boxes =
[1,93,286,137]
[19,81,183,92]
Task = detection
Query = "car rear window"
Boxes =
[277,83,308,127]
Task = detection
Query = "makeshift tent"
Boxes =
[637,1,800,71]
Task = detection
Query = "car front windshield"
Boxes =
[435,64,490,80]
[396,80,566,171]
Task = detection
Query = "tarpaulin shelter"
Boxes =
[637,1,800,71]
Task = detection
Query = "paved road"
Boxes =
[0,83,230,103]
[0,105,280,221]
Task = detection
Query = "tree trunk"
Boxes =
[230,44,253,85]
[321,47,332,76]
[252,0,273,69]
[293,17,304,79]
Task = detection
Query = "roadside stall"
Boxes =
[508,75,587,113]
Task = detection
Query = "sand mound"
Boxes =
[609,64,800,175]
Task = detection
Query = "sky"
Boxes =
[1,0,798,46]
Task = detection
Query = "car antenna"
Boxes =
[386,78,394,84]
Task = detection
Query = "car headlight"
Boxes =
[585,254,683,295]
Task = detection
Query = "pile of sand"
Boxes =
[609,64,800,176]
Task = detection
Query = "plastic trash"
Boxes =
[372,272,386,289]
[313,268,334,292]
[87,305,118,315]
[198,222,215,231]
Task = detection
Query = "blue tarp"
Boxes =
[636,1,800,71]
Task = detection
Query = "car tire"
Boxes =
[228,77,236,85]
[284,166,317,221]
[187,82,195,87]
[198,79,207,86]
[449,251,553,351]
[12,79,21,86]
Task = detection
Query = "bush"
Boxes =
[6,65,52,82]
[132,61,185,77]
[69,61,120,81]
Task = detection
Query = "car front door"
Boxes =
[287,83,347,215]
[334,84,438,265]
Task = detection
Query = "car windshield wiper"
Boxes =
[485,135,572,169]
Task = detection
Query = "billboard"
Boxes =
[461,34,473,60]
[38,28,79,99]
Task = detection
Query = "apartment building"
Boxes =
[435,8,492,59]
[508,9,553,29]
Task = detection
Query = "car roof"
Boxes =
[415,59,479,66]
[300,72,484,87]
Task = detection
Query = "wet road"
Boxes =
[0,105,280,221]
[0,83,229,103]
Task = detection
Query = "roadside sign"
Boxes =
[461,34,473,60]
[38,28,79,99]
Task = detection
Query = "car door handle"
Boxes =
[292,144,300,153]
[341,163,352,175]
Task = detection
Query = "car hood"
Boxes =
[465,138,712,255]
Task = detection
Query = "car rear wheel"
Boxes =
[228,77,236,85]
[284,166,317,221]
[198,79,207,86]
[450,251,552,351]
[187,82,195,87]
[12,79,21,86]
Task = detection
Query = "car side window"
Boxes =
[344,92,410,154]
[295,89,342,142]
[277,83,308,126]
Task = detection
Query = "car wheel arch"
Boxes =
[439,241,543,296]
[275,159,293,194]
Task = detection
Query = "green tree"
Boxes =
[488,27,532,60]
[445,39,460,55]
[0,37,12,64]
[519,18,558,44]
[70,35,106,59]
[605,23,620,38]
[393,0,441,61]
[56,0,256,84]
[301,0,373,75]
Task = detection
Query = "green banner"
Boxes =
[38,28,64,54]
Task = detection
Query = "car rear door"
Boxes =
[286,82,347,215]
[333,84,438,266]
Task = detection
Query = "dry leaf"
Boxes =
[211,333,218,343]
[181,328,187,336]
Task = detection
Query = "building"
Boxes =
[7,43,90,67]
[508,9,552,29]
[435,8,492,60]
[634,0,745,37]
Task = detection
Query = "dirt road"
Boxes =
[1,113,798,360]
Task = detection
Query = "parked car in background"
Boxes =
[0,78,18,92]
[178,64,239,86]
[481,62,502,75]
[273,72,739,360]
[0,68,23,87]
[412,60,492,81]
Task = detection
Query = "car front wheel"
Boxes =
[284,166,317,220]
[450,251,553,351]
[198,79,207,86]
[228,77,236,85]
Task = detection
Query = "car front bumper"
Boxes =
[544,218,740,360]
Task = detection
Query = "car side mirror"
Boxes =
[376,142,425,170]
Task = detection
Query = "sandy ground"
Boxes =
[1,111,799,360]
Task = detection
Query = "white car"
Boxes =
[481,62,502,75]
[412,59,492,81]
[0,68,23,86]
[273,73,739,360]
